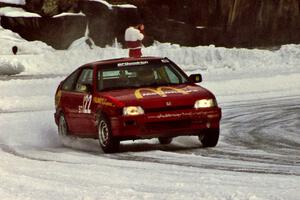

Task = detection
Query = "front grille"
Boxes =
[144,105,193,113]
[145,119,192,131]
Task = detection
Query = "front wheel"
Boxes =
[199,128,220,147]
[98,116,120,153]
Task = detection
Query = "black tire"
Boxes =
[98,116,120,153]
[158,137,173,145]
[58,114,69,136]
[199,128,220,147]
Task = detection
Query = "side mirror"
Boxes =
[189,74,202,83]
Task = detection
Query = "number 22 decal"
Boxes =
[79,94,92,113]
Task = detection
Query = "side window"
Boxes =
[61,70,80,91]
[75,68,93,92]
[155,66,170,83]
[164,66,180,83]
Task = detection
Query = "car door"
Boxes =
[64,67,96,135]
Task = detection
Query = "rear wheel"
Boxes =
[158,137,173,145]
[98,116,120,153]
[58,114,68,136]
[199,128,220,147]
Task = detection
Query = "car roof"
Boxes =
[83,57,166,68]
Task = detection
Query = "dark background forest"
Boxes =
[1,0,299,49]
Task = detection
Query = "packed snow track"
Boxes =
[110,95,300,176]
[0,88,299,176]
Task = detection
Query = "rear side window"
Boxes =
[61,70,80,91]
[77,68,93,85]
[75,68,93,92]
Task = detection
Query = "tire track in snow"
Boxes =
[1,142,298,176]
[109,153,300,176]
[109,95,300,175]
[0,144,86,165]
[0,93,299,176]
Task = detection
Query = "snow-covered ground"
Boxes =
[0,25,300,200]
[0,0,25,5]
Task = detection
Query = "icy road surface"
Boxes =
[0,75,299,200]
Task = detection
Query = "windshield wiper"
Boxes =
[100,82,186,91]
[147,82,180,87]
[165,82,180,86]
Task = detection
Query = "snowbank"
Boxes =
[0,26,54,75]
[0,6,40,17]
[0,0,25,5]
[0,58,24,75]
[146,42,300,77]
[0,26,54,55]
[1,25,299,77]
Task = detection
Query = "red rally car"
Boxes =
[54,57,222,153]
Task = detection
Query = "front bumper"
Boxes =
[110,107,221,139]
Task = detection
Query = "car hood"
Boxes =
[99,84,215,110]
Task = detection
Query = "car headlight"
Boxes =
[194,99,217,109]
[123,106,145,116]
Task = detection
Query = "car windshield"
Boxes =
[97,62,190,91]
